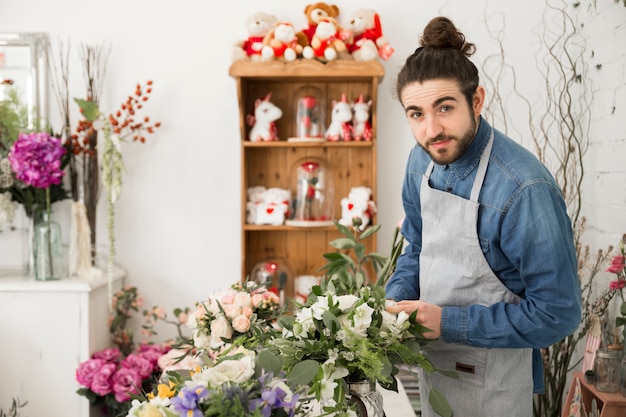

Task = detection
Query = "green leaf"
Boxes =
[620,302,626,316]
[330,238,357,250]
[359,224,381,240]
[256,349,282,374]
[616,316,626,327]
[322,309,340,333]
[334,220,356,240]
[429,387,453,417]
[74,98,100,121]
[278,315,295,331]
[288,359,321,385]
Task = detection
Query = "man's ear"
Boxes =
[473,86,486,117]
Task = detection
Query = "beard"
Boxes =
[420,117,477,166]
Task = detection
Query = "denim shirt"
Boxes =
[385,117,582,393]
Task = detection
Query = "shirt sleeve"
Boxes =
[441,181,582,349]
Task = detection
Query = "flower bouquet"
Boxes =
[608,234,626,342]
[269,221,453,417]
[127,347,308,417]
[180,280,283,360]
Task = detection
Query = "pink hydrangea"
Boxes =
[8,132,66,189]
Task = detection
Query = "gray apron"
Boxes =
[417,130,533,417]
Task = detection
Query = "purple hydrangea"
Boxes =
[8,132,66,189]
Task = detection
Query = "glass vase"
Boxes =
[347,379,384,417]
[33,210,63,280]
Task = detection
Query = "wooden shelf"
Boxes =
[230,60,383,301]
[563,372,626,417]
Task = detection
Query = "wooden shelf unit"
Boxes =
[229,60,384,300]
[562,371,626,417]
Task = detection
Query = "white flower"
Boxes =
[350,303,374,337]
[335,294,359,312]
[311,296,329,320]
[294,307,315,338]
[192,351,255,387]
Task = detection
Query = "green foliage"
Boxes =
[0,87,29,154]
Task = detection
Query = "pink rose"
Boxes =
[232,315,251,333]
[92,347,121,363]
[210,317,233,348]
[76,358,105,388]
[122,353,153,379]
[90,363,117,396]
[241,305,253,318]
[157,348,199,372]
[137,343,169,368]
[233,291,252,307]
[223,304,242,319]
[111,367,142,402]
[251,293,265,308]
[607,256,626,274]
[219,290,237,305]
[610,280,626,290]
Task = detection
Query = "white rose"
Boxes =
[336,295,359,312]
[233,291,252,307]
[204,354,255,386]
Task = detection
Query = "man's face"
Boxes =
[400,79,484,165]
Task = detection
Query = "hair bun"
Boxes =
[420,16,476,57]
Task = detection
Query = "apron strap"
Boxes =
[469,129,494,202]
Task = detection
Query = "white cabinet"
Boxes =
[0,269,124,417]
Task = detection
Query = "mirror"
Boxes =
[0,32,49,129]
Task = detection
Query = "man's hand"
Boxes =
[385,299,442,339]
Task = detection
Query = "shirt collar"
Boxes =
[446,116,491,179]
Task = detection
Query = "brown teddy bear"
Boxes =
[345,8,394,61]
[232,12,279,62]
[298,2,341,46]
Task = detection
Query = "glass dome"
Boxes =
[288,85,325,142]
[285,156,334,227]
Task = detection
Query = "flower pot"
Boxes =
[347,379,384,417]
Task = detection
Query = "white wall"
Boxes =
[1,0,625,340]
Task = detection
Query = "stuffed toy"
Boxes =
[325,93,353,141]
[298,2,341,45]
[261,22,303,62]
[302,17,348,62]
[339,186,376,231]
[345,8,394,61]
[246,186,291,225]
[246,93,283,142]
[232,12,279,62]
[352,94,372,141]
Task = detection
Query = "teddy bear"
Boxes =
[339,186,376,231]
[298,2,341,46]
[302,17,349,62]
[246,186,291,225]
[232,12,279,62]
[261,22,303,62]
[345,8,394,61]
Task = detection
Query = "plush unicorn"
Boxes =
[247,93,283,142]
[325,93,353,141]
[352,94,372,141]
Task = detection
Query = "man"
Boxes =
[384,16,582,417]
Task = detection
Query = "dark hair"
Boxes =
[396,16,479,107]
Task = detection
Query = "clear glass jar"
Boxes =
[292,86,325,140]
[33,210,63,280]
[347,379,384,417]
[285,157,334,226]
[594,349,621,392]
[250,258,293,305]
[621,356,626,396]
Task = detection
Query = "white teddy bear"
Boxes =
[232,12,279,62]
[339,186,376,230]
[246,186,291,226]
